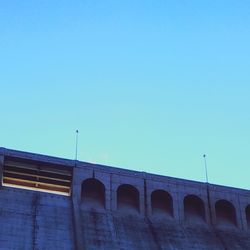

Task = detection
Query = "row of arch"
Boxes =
[81,178,250,228]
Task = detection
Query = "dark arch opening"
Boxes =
[246,205,250,229]
[81,178,105,208]
[215,199,237,227]
[117,184,139,213]
[151,189,173,217]
[184,195,206,223]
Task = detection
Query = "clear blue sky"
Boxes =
[1,1,250,189]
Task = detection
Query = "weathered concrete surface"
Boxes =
[80,210,250,250]
[0,188,34,250]
[1,147,250,250]
[1,187,249,250]
[0,187,74,250]
[1,187,250,250]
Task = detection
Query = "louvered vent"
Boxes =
[2,157,72,196]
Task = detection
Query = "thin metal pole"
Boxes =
[203,154,209,183]
[75,130,79,161]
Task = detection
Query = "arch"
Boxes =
[245,205,250,229]
[117,184,139,213]
[151,189,173,217]
[215,199,237,227]
[184,195,206,222]
[81,178,105,208]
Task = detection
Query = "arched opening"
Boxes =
[81,178,105,208]
[117,184,139,213]
[151,189,173,217]
[215,199,237,227]
[246,205,250,229]
[184,195,205,223]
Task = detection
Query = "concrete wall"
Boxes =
[74,164,250,250]
[0,188,74,250]
[72,162,250,229]
[0,147,250,250]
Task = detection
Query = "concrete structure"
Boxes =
[0,147,250,249]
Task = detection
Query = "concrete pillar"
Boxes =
[110,174,117,211]
[210,199,217,226]
[236,196,244,230]
[0,154,4,188]
[94,170,111,211]
[139,189,145,215]
[240,206,248,231]
[71,165,84,250]
[144,179,151,216]
[172,193,180,220]
[244,203,250,231]
[177,192,185,222]
[205,185,213,225]
[204,200,211,225]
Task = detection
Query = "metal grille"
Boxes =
[2,157,72,195]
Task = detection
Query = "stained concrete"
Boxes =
[0,188,74,250]
[0,147,250,250]
[80,210,250,250]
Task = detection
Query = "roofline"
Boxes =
[0,146,249,193]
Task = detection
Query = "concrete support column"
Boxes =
[177,192,185,223]
[240,199,249,231]
[94,170,111,211]
[71,165,84,250]
[205,185,213,225]
[172,194,180,220]
[139,191,145,215]
[204,201,211,225]
[240,206,248,231]
[236,197,244,230]
[111,176,117,211]
[0,154,4,187]
[144,180,151,216]
[209,199,217,226]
